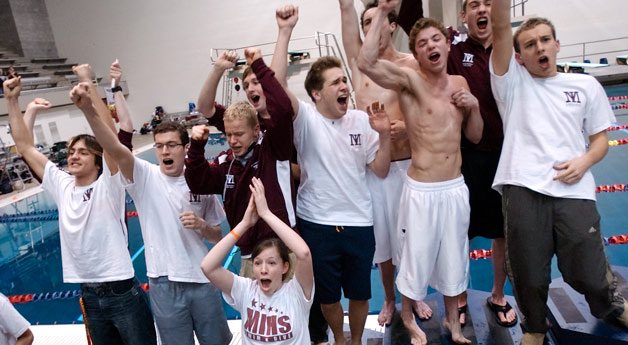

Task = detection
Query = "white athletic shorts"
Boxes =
[367,159,411,265]
[395,175,470,301]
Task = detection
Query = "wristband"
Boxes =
[111,85,123,93]
[229,230,240,241]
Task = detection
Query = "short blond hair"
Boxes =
[224,101,258,128]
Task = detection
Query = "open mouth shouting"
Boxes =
[162,158,174,167]
[538,55,550,68]
[259,278,272,290]
[249,94,262,109]
[428,52,441,63]
[337,95,348,106]
[477,17,488,30]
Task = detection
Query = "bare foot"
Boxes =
[378,299,396,326]
[401,311,428,345]
[443,320,471,344]
[413,300,433,320]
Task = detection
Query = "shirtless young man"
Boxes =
[358,1,483,344]
[338,0,431,325]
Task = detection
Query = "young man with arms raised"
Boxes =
[3,76,156,345]
[338,0,432,326]
[191,6,298,278]
[447,0,517,328]
[358,0,483,343]
[490,0,628,344]
[273,25,392,345]
[71,82,232,345]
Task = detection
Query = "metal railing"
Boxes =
[559,36,628,63]
[511,0,528,17]
[209,32,355,107]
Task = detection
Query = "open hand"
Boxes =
[367,101,391,135]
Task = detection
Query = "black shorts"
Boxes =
[461,149,504,239]
[298,218,375,304]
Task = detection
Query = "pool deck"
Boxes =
[30,315,385,345]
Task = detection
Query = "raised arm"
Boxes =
[3,78,48,180]
[357,0,412,92]
[338,0,362,69]
[245,48,294,160]
[197,51,238,117]
[250,177,313,298]
[269,4,300,117]
[70,83,135,181]
[201,195,258,295]
[23,98,51,133]
[72,64,119,174]
[365,102,391,178]
[270,5,298,87]
[110,59,134,134]
[490,0,513,76]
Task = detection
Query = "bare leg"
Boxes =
[457,291,468,325]
[443,295,471,344]
[490,238,517,324]
[378,259,396,326]
[401,295,427,345]
[413,300,433,320]
[321,302,346,345]
[348,299,369,345]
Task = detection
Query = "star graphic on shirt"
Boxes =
[260,303,266,310]
[251,298,257,308]
[267,304,273,312]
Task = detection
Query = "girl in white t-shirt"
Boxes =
[201,177,314,345]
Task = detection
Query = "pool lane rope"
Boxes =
[469,235,628,260]
[7,246,241,305]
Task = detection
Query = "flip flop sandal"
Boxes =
[486,297,518,327]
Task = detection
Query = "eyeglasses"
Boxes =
[153,142,184,150]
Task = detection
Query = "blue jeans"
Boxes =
[81,278,157,345]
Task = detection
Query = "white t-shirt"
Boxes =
[224,275,313,345]
[490,54,616,200]
[42,160,134,283]
[0,293,30,345]
[293,100,379,226]
[123,158,226,283]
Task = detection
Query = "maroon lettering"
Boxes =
[278,315,291,333]
[245,308,260,333]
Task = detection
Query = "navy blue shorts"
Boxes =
[298,218,375,304]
